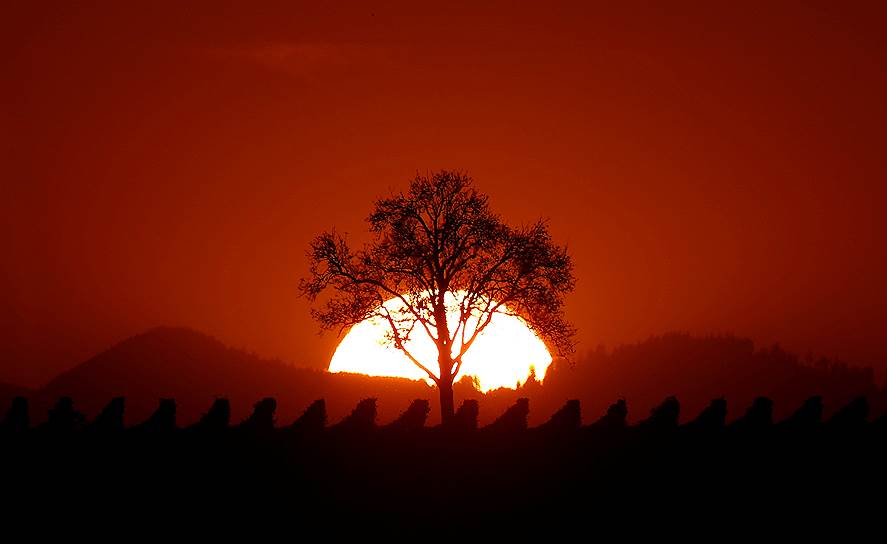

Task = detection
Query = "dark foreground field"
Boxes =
[2,394,886,535]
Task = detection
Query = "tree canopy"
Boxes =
[300,170,576,421]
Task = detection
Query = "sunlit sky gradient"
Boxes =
[2,2,885,386]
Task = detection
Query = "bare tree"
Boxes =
[300,170,576,424]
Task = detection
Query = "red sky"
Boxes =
[2,1,885,387]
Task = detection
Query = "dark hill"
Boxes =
[528,333,885,424]
[33,327,433,426]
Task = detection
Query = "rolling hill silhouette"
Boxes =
[535,333,885,424]
[17,326,886,427]
[31,327,434,426]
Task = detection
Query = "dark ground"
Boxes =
[2,395,885,536]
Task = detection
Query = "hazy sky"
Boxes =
[2,1,885,387]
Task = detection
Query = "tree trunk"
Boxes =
[438,349,455,425]
[439,379,455,425]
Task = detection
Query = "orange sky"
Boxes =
[2,2,885,387]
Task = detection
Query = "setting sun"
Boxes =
[328,293,553,392]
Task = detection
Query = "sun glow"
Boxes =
[328,293,552,392]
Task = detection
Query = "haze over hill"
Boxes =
[6,326,883,427]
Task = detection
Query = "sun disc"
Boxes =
[328,293,552,392]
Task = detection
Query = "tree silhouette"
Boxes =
[300,170,576,424]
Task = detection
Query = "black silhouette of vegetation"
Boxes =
[384,399,430,432]
[330,397,377,433]
[450,398,480,431]
[779,395,823,431]
[585,398,628,435]
[483,397,530,433]
[237,397,277,433]
[535,398,581,433]
[683,397,727,431]
[0,396,29,434]
[827,396,868,430]
[130,398,176,434]
[731,396,774,432]
[286,398,326,435]
[39,396,85,433]
[635,395,680,431]
[188,397,231,433]
[88,396,125,434]
[2,393,885,531]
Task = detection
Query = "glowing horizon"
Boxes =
[328,293,552,392]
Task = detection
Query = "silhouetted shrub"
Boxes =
[730,397,773,432]
[1,396,29,433]
[483,398,530,433]
[827,396,868,430]
[385,399,430,431]
[636,396,680,431]
[40,397,86,433]
[238,397,277,432]
[131,398,176,433]
[287,399,327,434]
[189,398,231,433]
[779,396,823,431]
[331,398,376,432]
[683,398,727,431]
[89,397,125,434]
[535,399,581,432]
[450,399,479,431]
[585,398,628,433]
